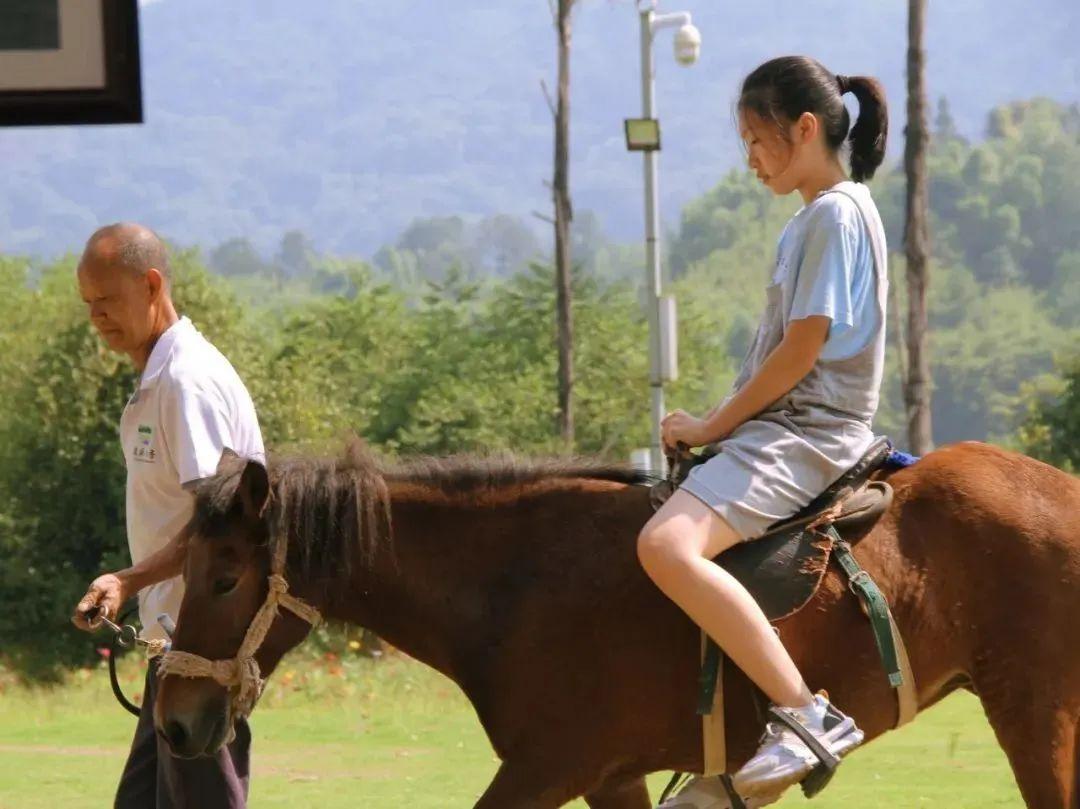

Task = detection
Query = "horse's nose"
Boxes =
[160,718,189,752]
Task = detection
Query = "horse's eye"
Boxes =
[212,577,239,596]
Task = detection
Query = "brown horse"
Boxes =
[155,441,1080,808]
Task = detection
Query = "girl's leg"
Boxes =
[636,489,812,709]
[639,489,865,798]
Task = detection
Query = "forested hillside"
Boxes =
[0,0,1077,257]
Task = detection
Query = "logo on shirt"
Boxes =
[133,423,157,463]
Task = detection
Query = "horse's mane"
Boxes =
[196,440,651,582]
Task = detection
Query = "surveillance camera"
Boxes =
[674,23,701,66]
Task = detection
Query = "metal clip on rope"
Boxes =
[90,605,174,717]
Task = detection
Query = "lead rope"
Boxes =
[156,531,322,722]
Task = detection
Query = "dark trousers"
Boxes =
[115,667,250,809]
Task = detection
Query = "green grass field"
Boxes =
[0,652,1024,808]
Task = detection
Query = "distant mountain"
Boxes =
[1,0,1077,259]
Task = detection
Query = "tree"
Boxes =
[275,229,316,280]
[934,97,961,143]
[208,237,268,277]
[1016,356,1080,472]
[373,216,471,284]
[470,214,540,277]
[903,0,935,454]
[546,0,578,446]
[395,216,467,254]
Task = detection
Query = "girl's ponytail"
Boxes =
[840,75,888,182]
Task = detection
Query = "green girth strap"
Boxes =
[828,528,903,687]
[698,638,722,715]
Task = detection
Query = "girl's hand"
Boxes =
[661,410,711,450]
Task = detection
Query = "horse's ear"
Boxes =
[237,459,271,522]
[217,447,240,476]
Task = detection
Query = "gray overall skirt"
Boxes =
[680,187,889,540]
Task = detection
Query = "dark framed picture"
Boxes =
[0,0,142,127]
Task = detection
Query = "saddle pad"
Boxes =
[713,481,891,622]
[715,527,832,622]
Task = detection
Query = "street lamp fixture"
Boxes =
[624,117,661,151]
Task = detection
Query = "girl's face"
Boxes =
[738,108,821,196]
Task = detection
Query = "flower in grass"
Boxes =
[96,647,111,659]
[348,640,361,651]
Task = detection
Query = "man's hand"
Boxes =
[72,573,129,632]
[70,520,193,632]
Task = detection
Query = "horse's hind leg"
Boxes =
[472,763,568,809]
[1074,718,1079,809]
[472,762,651,809]
[473,760,610,809]
[584,775,651,809]
[980,690,1078,808]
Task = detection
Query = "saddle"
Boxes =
[651,436,894,620]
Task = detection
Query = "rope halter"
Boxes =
[156,531,321,721]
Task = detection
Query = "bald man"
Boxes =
[71,223,262,809]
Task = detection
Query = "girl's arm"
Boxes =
[706,315,831,440]
[663,315,831,448]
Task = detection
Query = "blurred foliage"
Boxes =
[1015,355,1080,473]
[0,98,1077,679]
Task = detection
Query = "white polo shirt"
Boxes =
[119,316,264,641]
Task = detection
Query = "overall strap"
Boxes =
[819,185,889,291]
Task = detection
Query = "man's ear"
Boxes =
[237,459,271,521]
[145,267,166,303]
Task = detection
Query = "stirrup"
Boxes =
[764,705,840,798]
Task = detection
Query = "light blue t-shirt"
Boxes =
[773,181,879,361]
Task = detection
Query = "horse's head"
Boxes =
[154,451,314,758]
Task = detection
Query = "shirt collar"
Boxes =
[139,316,192,390]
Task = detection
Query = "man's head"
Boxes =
[77,223,176,362]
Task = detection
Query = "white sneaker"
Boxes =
[656,775,782,809]
[731,694,864,798]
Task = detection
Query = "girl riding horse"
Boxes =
[638,55,890,801]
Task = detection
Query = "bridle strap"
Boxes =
[157,535,321,720]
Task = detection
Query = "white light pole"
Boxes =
[627,1,701,472]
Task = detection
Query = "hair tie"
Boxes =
[836,74,852,95]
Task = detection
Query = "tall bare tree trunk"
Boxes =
[903,0,934,454]
[553,0,575,445]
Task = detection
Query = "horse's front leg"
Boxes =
[584,775,652,809]
[473,760,610,809]
[978,685,1078,808]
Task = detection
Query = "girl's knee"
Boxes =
[637,523,690,578]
